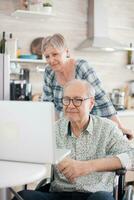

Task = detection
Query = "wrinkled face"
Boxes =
[63,83,94,122]
[43,46,67,72]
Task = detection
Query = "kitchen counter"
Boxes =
[117,109,134,116]
[117,109,134,132]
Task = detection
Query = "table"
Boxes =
[0,160,47,200]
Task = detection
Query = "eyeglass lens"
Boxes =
[62,98,85,107]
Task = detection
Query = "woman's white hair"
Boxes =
[42,33,67,52]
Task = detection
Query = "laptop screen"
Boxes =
[0,101,56,164]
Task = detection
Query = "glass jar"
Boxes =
[28,0,42,11]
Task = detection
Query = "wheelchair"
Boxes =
[10,168,134,200]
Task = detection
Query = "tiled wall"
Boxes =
[0,0,134,94]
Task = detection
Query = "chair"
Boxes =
[113,169,134,200]
[10,168,134,200]
[35,169,134,200]
[113,169,126,200]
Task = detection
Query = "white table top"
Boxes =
[118,109,134,116]
[0,161,47,188]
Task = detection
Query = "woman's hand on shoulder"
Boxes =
[121,127,134,140]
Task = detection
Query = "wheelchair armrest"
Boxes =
[115,169,127,176]
[113,169,127,200]
[35,177,51,192]
[35,164,54,192]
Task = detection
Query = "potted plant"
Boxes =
[42,0,53,14]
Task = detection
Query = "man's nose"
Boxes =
[68,99,75,107]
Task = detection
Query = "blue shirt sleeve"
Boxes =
[43,66,54,102]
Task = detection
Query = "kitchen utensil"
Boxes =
[111,89,125,110]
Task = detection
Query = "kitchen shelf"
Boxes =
[10,58,46,64]
[11,10,55,19]
[10,58,46,73]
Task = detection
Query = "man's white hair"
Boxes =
[64,79,95,97]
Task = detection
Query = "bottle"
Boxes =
[17,47,21,58]
[28,0,42,11]
[25,83,32,101]
[0,31,6,54]
[6,33,17,59]
[127,43,133,65]
[16,41,21,58]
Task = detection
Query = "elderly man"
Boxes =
[13,79,134,200]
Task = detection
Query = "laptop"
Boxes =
[0,101,70,164]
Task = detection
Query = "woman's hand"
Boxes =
[109,115,134,140]
[121,127,134,140]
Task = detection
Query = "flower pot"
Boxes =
[42,6,52,14]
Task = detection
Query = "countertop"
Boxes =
[117,109,134,116]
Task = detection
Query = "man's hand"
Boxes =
[57,156,123,183]
[57,158,92,183]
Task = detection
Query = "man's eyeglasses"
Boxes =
[62,97,90,107]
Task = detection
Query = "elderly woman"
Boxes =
[42,33,133,139]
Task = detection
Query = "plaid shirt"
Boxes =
[43,59,117,117]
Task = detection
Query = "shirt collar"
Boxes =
[67,115,94,136]
[86,115,93,135]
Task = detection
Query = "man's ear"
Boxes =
[89,97,95,111]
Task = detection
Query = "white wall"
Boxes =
[0,0,134,94]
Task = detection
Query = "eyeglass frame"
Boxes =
[62,97,91,107]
